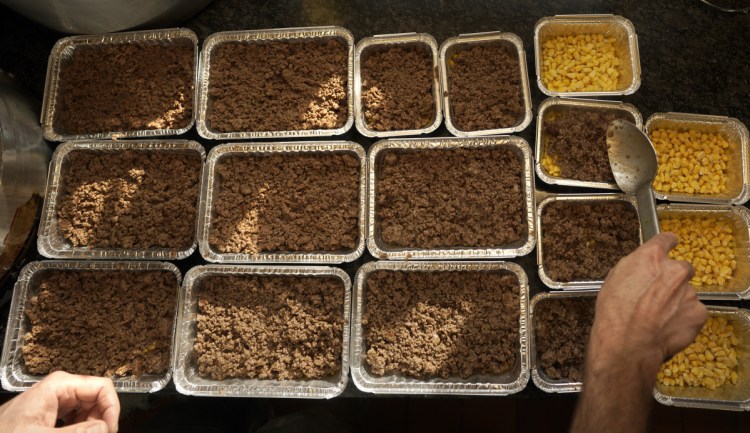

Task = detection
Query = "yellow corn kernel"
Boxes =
[540,33,620,92]
[541,153,562,178]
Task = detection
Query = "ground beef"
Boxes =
[376,147,526,249]
[363,270,520,379]
[535,297,596,382]
[542,200,640,282]
[209,153,360,255]
[22,270,177,377]
[55,43,194,135]
[57,150,202,250]
[194,275,344,380]
[207,39,348,132]
[447,44,524,131]
[362,46,435,131]
[543,110,632,182]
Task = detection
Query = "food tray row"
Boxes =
[2,260,748,410]
[41,15,641,142]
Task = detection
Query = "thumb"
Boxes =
[55,420,110,433]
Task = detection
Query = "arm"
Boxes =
[570,233,707,433]
[0,371,120,433]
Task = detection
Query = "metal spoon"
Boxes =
[606,119,660,241]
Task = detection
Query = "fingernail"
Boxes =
[86,423,107,433]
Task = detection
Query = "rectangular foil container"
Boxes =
[1,260,181,393]
[654,306,750,411]
[533,15,641,97]
[173,265,351,398]
[529,290,596,393]
[198,141,366,263]
[41,28,198,142]
[368,136,536,260]
[535,97,642,189]
[196,26,354,140]
[439,32,533,137]
[658,203,750,300]
[354,33,442,137]
[37,140,205,260]
[351,260,530,395]
[646,112,750,205]
[536,193,643,290]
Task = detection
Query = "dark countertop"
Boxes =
[0,0,749,402]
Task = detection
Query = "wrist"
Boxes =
[586,324,663,381]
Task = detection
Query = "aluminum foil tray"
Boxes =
[367,136,536,260]
[196,26,354,140]
[535,97,642,190]
[646,112,750,205]
[534,15,641,97]
[354,33,442,138]
[439,31,532,137]
[350,260,529,395]
[1,260,181,392]
[536,193,643,290]
[173,265,351,398]
[41,28,198,142]
[198,141,366,263]
[37,140,205,261]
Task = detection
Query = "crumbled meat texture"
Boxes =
[377,147,527,249]
[194,275,344,380]
[55,43,194,135]
[207,39,348,132]
[362,46,435,131]
[57,150,202,250]
[22,270,177,377]
[543,110,632,182]
[209,153,360,255]
[363,270,520,379]
[535,297,595,382]
[447,44,524,131]
[542,201,640,282]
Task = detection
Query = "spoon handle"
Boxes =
[635,185,660,241]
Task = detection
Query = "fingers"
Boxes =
[39,372,119,433]
[24,420,108,433]
[643,232,680,255]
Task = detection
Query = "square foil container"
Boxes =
[529,290,596,393]
[535,97,642,189]
[654,306,750,411]
[351,260,530,395]
[1,260,182,393]
[536,193,644,290]
[41,28,198,142]
[196,26,354,140]
[173,265,351,398]
[534,15,641,97]
[198,141,366,263]
[37,140,206,261]
[439,31,533,137]
[646,112,750,205]
[658,203,750,300]
[367,136,537,260]
[354,33,443,138]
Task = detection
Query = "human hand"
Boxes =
[0,371,119,433]
[589,232,708,375]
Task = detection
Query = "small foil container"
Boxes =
[198,141,366,263]
[1,260,181,393]
[529,290,596,393]
[645,112,750,205]
[368,136,537,260]
[354,33,442,137]
[196,26,354,140]
[657,203,750,300]
[41,28,198,142]
[535,97,642,189]
[654,306,750,411]
[537,193,643,290]
[173,265,351,398]
[439,32,533,137]
[351,260,530,395]
[37,140,205,260]
[533,15,641,97]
